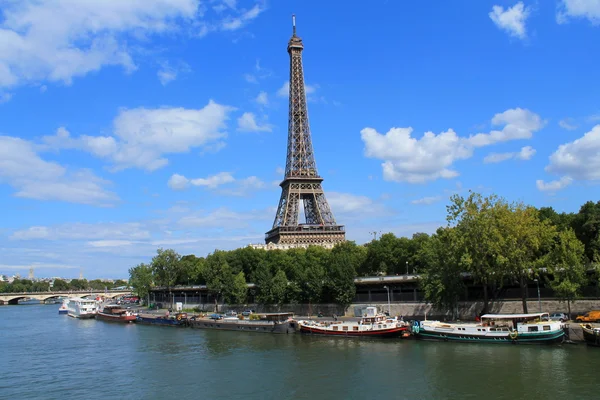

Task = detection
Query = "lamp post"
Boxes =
[406,261,409,275]
[534,279,541,312]
[383,285,391,315]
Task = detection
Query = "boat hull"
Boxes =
[96,313,136,323]
[58,309,68,315]
[413,328,565,344]
[136,315,188,327]
[188,319,296,334]
[300,325,408,338]
[581,325,600,347]
[68,312,95,319]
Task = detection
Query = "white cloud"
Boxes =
[244,73,258,83]
[489,2,531,39]
[411,196,442,205]
[167,171,265,196]
[167,173,189,190]
[276,81,319,99]
[536,177,573,192]
[11,222,149,241]
[0,0,201,89]
[42,100,234,171]
[275,166,285,176]
[467,108,544,147]
[483,146,536,163]
[326,192,389,220]
[157,61,190,86]
[544,125,600,181]
[237,112,272,132]
[177,206,269,228]
[0,135,118,206]
[361,108,543,183]
[220,4,264,31]
[255,91,268,106]
[557,0,600,24]
[559,118,578,130]
[361,127,472,183]
[0,262,78,270]
[190,172,235,188]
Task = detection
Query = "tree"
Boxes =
[225,271,248,305]
[178,255,205,285]
[495,203,556,313]
[69,279,88,290]
[112,279,128,288]
[52,279,70,291]
[447,191,504,314]
[151,248,182,307]
[270,270,289,308]
[419,227,465,317]
[326,241,363,308]
[572,201,600,263]
[128,262,153,302]
[546,229,587,316]
[204,251,234,312]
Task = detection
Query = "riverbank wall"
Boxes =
[163,299,600,320]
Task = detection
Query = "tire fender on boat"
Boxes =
[510,330,518,340]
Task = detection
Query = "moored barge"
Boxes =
[581,323,600,347]
[412,312,565,344]
[297,307,409,338]
[96,304,137,323]
[136,312,189,327]
[188,312,296,334]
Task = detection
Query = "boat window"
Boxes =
[490,328,496,331]
[543,326,551,331]
[528,326,538,332]
[353,327,359,331]
[343,326,348,331]
[333,326,338,331]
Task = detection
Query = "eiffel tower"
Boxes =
[265,15,345,246]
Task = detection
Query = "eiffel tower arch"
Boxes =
[265,16,346,247]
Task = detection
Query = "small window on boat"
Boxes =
[528,326,538,332]
[543,325,551,331]
[333,326,338,331]
[343,326,348,331]
[353,326,359,331]
[490,328,496,331]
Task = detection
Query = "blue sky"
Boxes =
[1,0,599,279]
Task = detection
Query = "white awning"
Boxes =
[481,313,548,319]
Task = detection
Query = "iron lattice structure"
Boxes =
[265,16,345,246]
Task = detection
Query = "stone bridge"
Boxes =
[0,290,132,305]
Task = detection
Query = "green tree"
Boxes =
[326,241,363,308]
[151,248,182,306]
[495,203,556,313]
[128,262,153,302]
[572,201,600,263]
[419,227,465,317]
[447,191,504,313]
[51,279,70,291]
[204,251,234,312]
[69,279,88,290]
[112,279,128,288]
[546,229,587,316]
[178,255,205,285]
[225,271,248,305]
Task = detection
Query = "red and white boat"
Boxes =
[297,307,409,338]
[96,304,137,323]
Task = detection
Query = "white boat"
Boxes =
[67,297,98,319]
[58,298,69,314]
[412,312,565,344]
[297,307,410,338]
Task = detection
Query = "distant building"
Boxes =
[249,242,336,251]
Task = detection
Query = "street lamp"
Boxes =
[383,285,391,315]
[534,279,541,312]
[406,261,409,275]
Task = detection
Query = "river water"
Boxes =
[1,305,599,400]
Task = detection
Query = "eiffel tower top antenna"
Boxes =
[292,14,296,36]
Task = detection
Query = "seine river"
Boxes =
[1,305,600,400]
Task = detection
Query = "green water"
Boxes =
[1,305,599,400]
